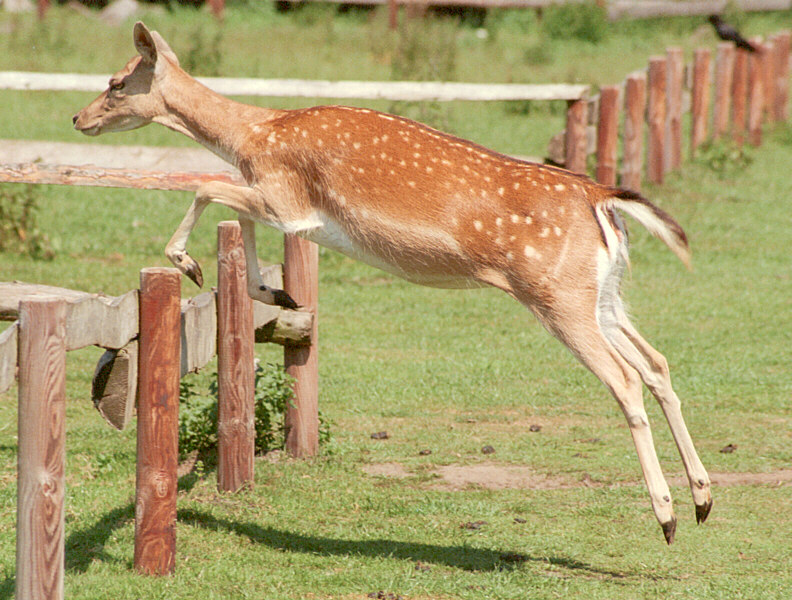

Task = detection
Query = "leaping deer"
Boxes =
[74,22,711,543]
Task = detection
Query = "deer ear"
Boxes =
[133,22,158,65]
[149,31,180,67]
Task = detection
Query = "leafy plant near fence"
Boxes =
[0,184,55,260]
[179,360,331,459]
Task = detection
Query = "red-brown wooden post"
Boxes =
[217,221,255,492]
[691,48,711,156]
[208,0,225,20]
[732,49,749,147]
[37,0,49,19]
[772,31,791,122]
[647,57,667,184]
[762,40,775,119]
[283,234,319,458]
[16,299,66,600]
[596,85,620,186]
[565,98,588,174]
[665,47,684,172]
[622,73,646,192]
[748,39,765,147]
[135,267,181,576]
[389,0,399,30]
[713,43,735,139]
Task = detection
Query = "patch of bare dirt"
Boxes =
[361,462,792,490]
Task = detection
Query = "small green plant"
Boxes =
[0,184,55,260]
[179,361,331,459]
[182,25,224,77]
[695,140,754,174]
[542,3,608,44]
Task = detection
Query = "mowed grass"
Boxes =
[1,6,792,599]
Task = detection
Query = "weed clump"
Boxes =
[0,184,55,260]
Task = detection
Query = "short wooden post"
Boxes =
[135,268,181,576]
[217,222,255,492]
[691,48,711,156]
[732,49,749,147]
[388,0,398,30]
[647,56,667,184]
[772,31,791,122]
[565,98,588,174]
[283,234,319,458]
[762,40,775,119]
[622,73,646,192]
[596,85,620,186]
[16,299,66,600]
[713,43,735,139]
[665,47,684,172]
[748,40,765,147]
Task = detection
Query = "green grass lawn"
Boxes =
[1,5,791,599]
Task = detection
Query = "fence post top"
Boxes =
[139,267,181,276]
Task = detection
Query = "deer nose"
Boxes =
[72,114,79,125]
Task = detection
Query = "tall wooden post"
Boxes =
[217,222,255,492]
[691,48,711,156]
[647,57,667,184]
[16,299,66,600]
[596,85,620,186]
[772,31,791,122]
[565,98,588,174]
[732,49,749,147]
[713,43,735,139]
[622,73,646,192]
[283,234,319,458]
[748,39,765,147]
[665,47,684,172]
[761,40,775,118]
[135,268,181,576]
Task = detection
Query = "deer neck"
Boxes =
[153,68,277,167]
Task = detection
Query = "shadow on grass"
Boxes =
[178,507,633,579]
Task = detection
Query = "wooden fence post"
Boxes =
[772,31,790,122]
[565,98,588,174]
[748,39,765,147]
[762,39,775,119]
[665,47,684,172]
[217,222,255,492]
[16,299,66,600]
[596,85,620,186]
[283,235,319,458]
[647,56,667,184]
[135,268,181,576]
[691,48,711,156]
[622,73,646,192]
[713,43,735,139]
[389,0,398,30]
[732,49,749,147]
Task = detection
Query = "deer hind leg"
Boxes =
[165,181,297,308]
[534,299,678,543]
[603,303,712,523]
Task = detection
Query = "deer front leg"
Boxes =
[238,217,299,309]
[165,194,210,287]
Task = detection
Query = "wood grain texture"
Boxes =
[691,48,712,155]
[622,73,646,192]
[595,86,620,186]
[771,31,790,121]
[135,268,180,576]
[733,49,749,147]
[564,98,588,174]
[748,38,765,146]
[665,47,684,172]
[647,57,667,184]
[713,43,736,139]
[283,234,320,458]
[0,321,18,395]
[216,222,255,492]
[16,299,66,600]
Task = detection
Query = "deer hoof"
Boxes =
[695,499,713,524]
[263,286,300,310]
[661,516,677,545]
[177,253,204,288]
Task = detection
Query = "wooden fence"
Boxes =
[552,31,791,189]
[1,221,313,592]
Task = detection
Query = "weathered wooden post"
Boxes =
[217,221,256,492]
[691,48,711,155]
[713,43,735,139]
[622,72,646,192]
[565,98,588,174]
[772,31,791,122]
[732,49,749,147]
[135,268,181,576]
[748,38,765,147]
[16,298,66,600]
[647,56,667,184]
[665,47,684,172]
[283,235,319,458]
[389,0,398,30]
[596,85,620,186]
[762,39,775,119]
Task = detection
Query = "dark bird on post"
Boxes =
[708,15,758,52]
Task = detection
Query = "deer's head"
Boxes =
[73,22,178,136]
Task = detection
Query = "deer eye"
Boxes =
[109,81,125,92]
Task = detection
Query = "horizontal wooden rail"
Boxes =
[0,71,589,102]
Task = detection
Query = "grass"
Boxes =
[1,5,792,599]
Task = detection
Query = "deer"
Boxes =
[73,22,711,544]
